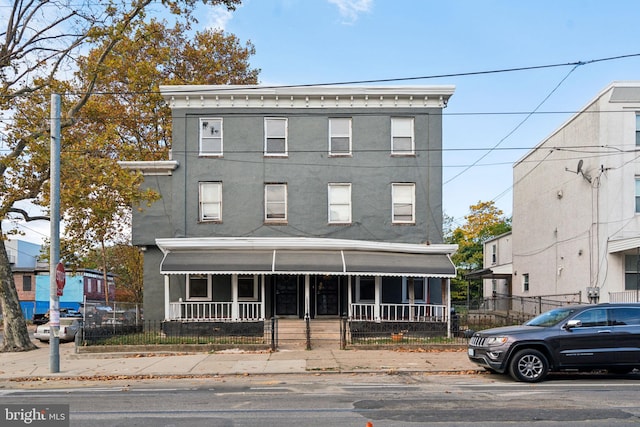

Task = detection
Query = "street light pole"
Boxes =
[49,93,61,373]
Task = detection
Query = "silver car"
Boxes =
[34,318,82,342]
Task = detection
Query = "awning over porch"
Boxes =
[159,244,456,278]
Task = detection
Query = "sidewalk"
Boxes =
[0,342,480,382]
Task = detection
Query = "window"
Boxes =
[391,117,414,155]
[329,118,352,156]
[265,118,288,156]
[237,275,258,300]
[624,254,640,290]
[572,308,608,327]
[636,114,640,146]
[199,182,222,222]
[187,274,210,300]
[392,183,415,223]
[265,183,287,222]
[328,183,352,223]
[636,178,640,213]
[523,273,529,292]
[492,244,497,264]
[611,307,640,326]
[358,277,376,301]
[403,278,426,302]
[200,118,223,156]
[23,275,32,292]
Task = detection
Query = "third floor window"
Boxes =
[265,118,288,156]
[200,118,223,156]
[329,118,352,156]
[391,117,415,155]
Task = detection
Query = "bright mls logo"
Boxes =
[1,405,69,426]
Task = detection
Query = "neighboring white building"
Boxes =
[513,81,640,304]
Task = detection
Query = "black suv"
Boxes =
[467,303,640,382]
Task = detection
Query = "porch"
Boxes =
[167,300,449,323]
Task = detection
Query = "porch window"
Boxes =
[392,183,415,224]
[187,274,211,301]
[329,117,352,156]
[636,178,640,213]
[624,254,640,290]
[391,117,414,155]
[199,182,222,222]
[200,118,223,156]
[265,183,287,222]
[328,183,351,224]
[357,277,376,301]
[265,117,288,156]
[402,278,426,303]
[237,275,258,300]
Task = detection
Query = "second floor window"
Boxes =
[200,118,223,156]
[199,182,222,222]
[265,183,287,221]
[392,183,415,224]
[329,118,352,156]
[636,114,640,146]
[328,183,352,223]
[265,118,288,156]
[391,117,414,155]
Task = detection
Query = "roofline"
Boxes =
[514,81,640,166]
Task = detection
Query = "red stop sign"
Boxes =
[56,262,65,296]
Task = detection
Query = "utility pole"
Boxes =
[50,93,61,373]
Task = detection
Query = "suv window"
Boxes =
[572,308,608,327]
[525,307,578,327]
[610,307,640,326]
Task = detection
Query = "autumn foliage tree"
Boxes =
[0,0,247,352]
[446,201,512,304]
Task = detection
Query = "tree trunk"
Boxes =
[0,233,38,352]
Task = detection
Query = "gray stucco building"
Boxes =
[121,85,457,333]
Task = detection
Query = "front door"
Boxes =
[316,276,340,316]
[275,275,299,317]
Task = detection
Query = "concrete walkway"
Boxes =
[0,341,480,382]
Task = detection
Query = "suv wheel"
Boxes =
[509,349,549,383]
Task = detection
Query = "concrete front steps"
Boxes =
[276,318,342,350]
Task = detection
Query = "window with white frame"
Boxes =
[200,118,223,156]
[264,118,288,156]
[636,114,640,146]
[402,277,426,302]
[199,182,222,222]
[328,183,352,223]
[187,274,210,300]
[357,277,376,301]
[237,275,258,300]
[265,183,287,221]
[391,117,414,155]
[392,183,415,223]
[523,273,529,292]
[329,118,352,156]
[491,244,497,264]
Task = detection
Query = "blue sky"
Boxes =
[205,0,640,227]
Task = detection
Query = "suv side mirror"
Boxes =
[564,319,582,330]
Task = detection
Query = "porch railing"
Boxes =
[168,301,262,321]
[609,290,640,303]
[350,303,447,322]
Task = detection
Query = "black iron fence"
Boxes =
[77,314,538,351]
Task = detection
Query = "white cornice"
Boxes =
[118,160,179,175]
[155,236,458,255]
[160,85,455,110]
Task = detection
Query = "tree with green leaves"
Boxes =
[0,0,248,352]
[446,201,512,304]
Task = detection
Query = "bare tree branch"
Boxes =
[7,207,49,222]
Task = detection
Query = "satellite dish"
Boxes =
[576,159,583,174]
